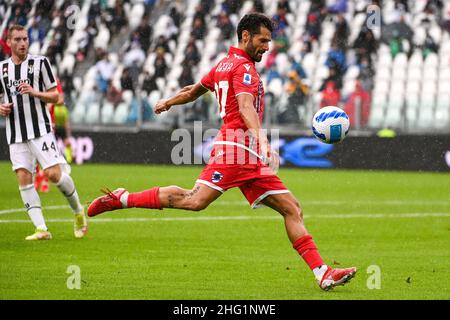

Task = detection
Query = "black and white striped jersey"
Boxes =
[0,54,57,145]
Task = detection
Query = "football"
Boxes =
[312,106,350,144]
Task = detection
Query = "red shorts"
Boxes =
[197,163,289,208]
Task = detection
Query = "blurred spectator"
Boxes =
[95,52,115,95]
[320,67,343,91]
[192,18,206,40]
[123,42,146,68]
[278,70,310,123]
[320,81,341,108]
[289,56,307,79]
[106,84,123,107]
[222,0,243,15]
[305,12,322,42]
[327,0,348,14]
[169,5,182,29]
[154,35,171,54]
[28,19,46,45]
[121,67,134,92]
[76,21,98,62]
[179,66,194,88]
[183,39,201,67]
[153,48,168,79]
[266,64,282,85]
[333,14,350,51]
[273,28,290,54]
[394,0,409,12]
[357,56,375,92]
[252,0,265,13]
[424,0,443,21]
[200,0,215,14]
[382,14,413,56]
[0,30,11,58]
[136,16,153,52]
[107,0,128,34]
[422,29,439,57]
[217,12,234,40]
[272,4,289,33]
[326,41,346,75]
[141,71,158,95]
[353,27,378,67]
[344,80,371,129]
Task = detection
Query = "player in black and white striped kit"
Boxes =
[0,25,87,240]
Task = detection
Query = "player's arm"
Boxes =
[0,93,13,117]
[17,84,59,104]
[237,94,271,156]
[154,82,208,114]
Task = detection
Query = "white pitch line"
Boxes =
[1,199,449,216]
[1,212,450,224]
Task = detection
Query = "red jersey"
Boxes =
[201,47,265,164]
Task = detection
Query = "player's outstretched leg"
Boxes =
[44,165,87,238]
[87,183,222,217]
[262,193,357,291]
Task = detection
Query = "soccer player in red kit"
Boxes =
[87,13,356,291]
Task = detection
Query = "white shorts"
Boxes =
[9,132,67,173]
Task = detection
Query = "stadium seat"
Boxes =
[420,93,436,109]
[436,94,450,109]
[101,102,115,123]
[390,81,405,95]
[377,52,392,68]
[113,103,130,124]
[374,79,390,95]
[435,107,450,129]
[438,81,450,94]
[368,106,385,129]
[375,66,391,81]
[421,81,437,96]
[392,67,407,82]
[344,65,360,81]
[424,53,439,69]
[417,107,435,129]
[423,68,438,82]
[406,81,420,95]
[408,51,423,68]
[407,67,422,82]
[384,107,402,128]
[388,93,404,110]
[268,78,283,98]
[393,53,408,69]
[85,102,101,124]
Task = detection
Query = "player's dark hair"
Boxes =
[237,13,274,42]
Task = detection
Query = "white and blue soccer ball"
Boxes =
[312,106,350,144]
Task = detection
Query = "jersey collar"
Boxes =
[228,47,255,64]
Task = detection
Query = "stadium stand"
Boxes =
[0,0,449,133]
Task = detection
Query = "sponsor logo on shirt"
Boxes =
[243,64,251,71]
[211,171,223,183]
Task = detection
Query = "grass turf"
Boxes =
[0,161,449,299]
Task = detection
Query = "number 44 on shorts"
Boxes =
[42,141,57,152]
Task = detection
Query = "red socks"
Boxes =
[127,187,161,209]
[293,235,324,270]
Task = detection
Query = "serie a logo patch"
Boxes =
[243,73,252,85]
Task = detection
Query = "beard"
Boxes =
[246,40,263,62]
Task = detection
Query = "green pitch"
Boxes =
[0,161,449,300]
